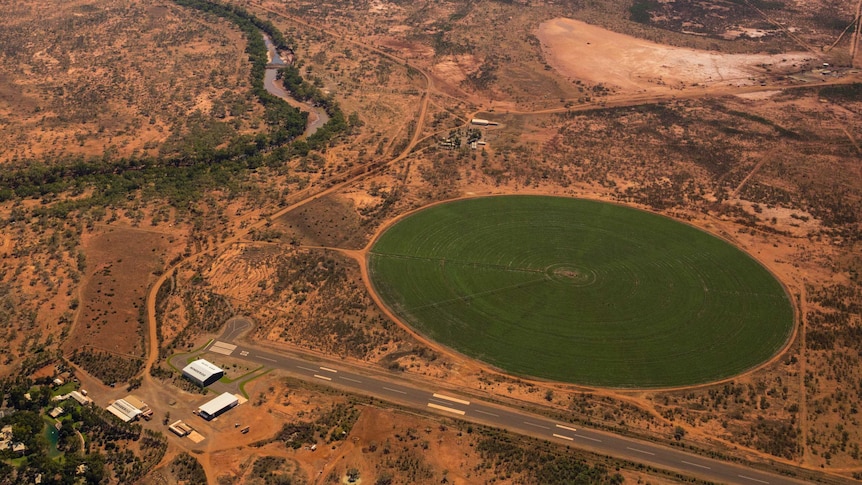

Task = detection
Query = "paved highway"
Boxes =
[203,321,812,485]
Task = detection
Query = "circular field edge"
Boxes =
[366,195,796,388]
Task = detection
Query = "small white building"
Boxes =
[0,425,12,450]
[53,390,92,406]
[182,359,225,387]
[169,420,193,437]
[470,118,499,126]
[70,391,91,405]
[198,392,239,420]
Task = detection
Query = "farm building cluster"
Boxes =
[0,425,26,453]
[53,390,91,406]
[438,118,496,150]
[100,358,243,433]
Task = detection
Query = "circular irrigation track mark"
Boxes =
[367,196,794,387]
[545,263,597,286]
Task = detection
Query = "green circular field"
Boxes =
[368,196,794,387]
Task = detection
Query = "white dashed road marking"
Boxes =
[474,409,499,417]
[574,434,602,443]
[738,475,769,484]
[523,421,550,430]
[627,447,655,456]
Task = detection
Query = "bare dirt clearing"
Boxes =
[537,18,816,93]
[67,225,178,382]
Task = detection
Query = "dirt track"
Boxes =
[134,7,862,483]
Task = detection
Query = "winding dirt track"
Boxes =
[142,0,862,417]
[134,5,862,483]
[142,3,433,381]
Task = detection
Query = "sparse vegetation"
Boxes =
[476,432,623,484]
[0,0,860,481]
[69,349,143,385]
[271,402,361,449]
[170,452,207,484]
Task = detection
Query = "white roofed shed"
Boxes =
[182,359,225,387]
[106,399,143,423]
[198,392,239,420]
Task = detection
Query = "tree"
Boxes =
[348,112,363,129]
[347,467,360,482]
[374,474,393,485]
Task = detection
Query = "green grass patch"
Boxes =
[238,369,272,399]
[51,382,77,397]
[4,456,27,467]
[368,196,794,387]
[167,339,215,372]
[190,338,214,354]
[219,365,264,384]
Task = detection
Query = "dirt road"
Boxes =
[142,3,434,382]
[133,6,862,483]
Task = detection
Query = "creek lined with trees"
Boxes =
[262,34,330,138]
[0,0,350,212]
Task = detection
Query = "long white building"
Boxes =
[106,399,143,423]
[198,392,239,420]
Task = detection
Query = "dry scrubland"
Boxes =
[142,376,678,485]
[237,0,861,475]
[0,0,860,482]
[0,0,265,164]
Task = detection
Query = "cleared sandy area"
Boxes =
[537,18,815,93]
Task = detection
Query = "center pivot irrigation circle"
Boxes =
[545,263,597,286]
[367,196,794,387]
